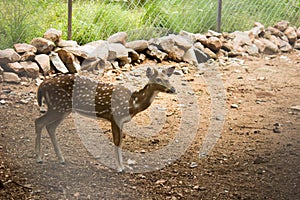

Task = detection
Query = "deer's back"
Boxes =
[39,74,132,121]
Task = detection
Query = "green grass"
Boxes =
[0,0,299,49]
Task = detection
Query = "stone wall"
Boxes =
[0,20,299,83]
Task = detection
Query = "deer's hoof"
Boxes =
[36,158,43,164]
[117,167,125,173]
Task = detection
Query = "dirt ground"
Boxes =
[0,50,299,200]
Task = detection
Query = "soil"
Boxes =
[0,50,299,200]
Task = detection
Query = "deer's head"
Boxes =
[146,67,176,94]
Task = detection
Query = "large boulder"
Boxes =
[230,31,254,51]
[43,28,63,43]
[49,52,69,73]
[107,43,128,63]
[7,62,25,74]
[57,49,81,73]
[20,61,40,78]
[0,48,21,67]
[14,43,37,53]
[83,40,109,60]
[35,54,51,75]
[57,39,78,48]
[108,32,128,46]
[274,20,289,32]
[30,37,55,54]
[3,72,21,83]
[284,27,297,44]
[150,35,192,62]
[259,38,279,54]
[146,45,168,62]
[126,40,149,52]
[206,36,222,52]
[20,52,36,61]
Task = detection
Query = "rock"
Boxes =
[294,39,300,50]
[231,104,239,109]
[127,48,139,62]
[171,35,193,51]
[278,39,293,52]
[146,45,168,62]
[57,39,78,48]
[273,123,282,133]
[150,35,192,62]
[254,39,265,53]
[207,30,222,38]
[203,48,217,59]
[290,105,300,111]
[266,26,284,37]
[154,36,184,61]
[194,42,205,51]
[296,27,300,38]
[183,47,209,65]
[57,49,81,73]
[231,31,253,50]
[126,40,148,52]
[107,32,128,45]
[206,36,222,52]
[20,52,36,61]
[182,47,197,65]
[81,40,109,60]
[3,72,21,83]
[245,44,259,56]
[35,54,51,75]
[250,22,265,38]
[7,62,25,74]
[259,38,278,54]
[179,30,197,43]
[189,162,198,168]
[62,47,87,59]
[194,33,208,46]
[0,48,21,67]
[284,26,297,44]
[30,37,55,54]
[107,43,128,62]
[43,28,62,43]
[274,20,289,32]
[49,52,69,73]
[81,58,105,72]
[139,53,146,62]
[20,61,40,78]
[221,41,234,52]
[14,43,37,53]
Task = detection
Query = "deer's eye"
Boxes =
[156,78,162,83]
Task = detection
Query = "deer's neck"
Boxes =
[129,84,159,117]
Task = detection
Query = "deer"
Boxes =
[35,66,175,172]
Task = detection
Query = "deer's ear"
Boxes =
[163,66,175,77]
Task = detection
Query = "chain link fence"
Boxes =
[70,0,300,43]
[0,0,299,48]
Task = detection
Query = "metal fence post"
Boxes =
[68,0,72,40]
[217,0,222,32]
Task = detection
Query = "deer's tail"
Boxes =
[37,83,44,107]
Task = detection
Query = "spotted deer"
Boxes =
[35,67,175,172]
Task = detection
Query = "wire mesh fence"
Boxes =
[0,0,299,48]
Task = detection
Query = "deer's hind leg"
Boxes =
[35,111,69,163]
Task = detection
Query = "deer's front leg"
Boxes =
[111,120,124,172]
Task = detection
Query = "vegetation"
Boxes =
[0,0,299,49]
